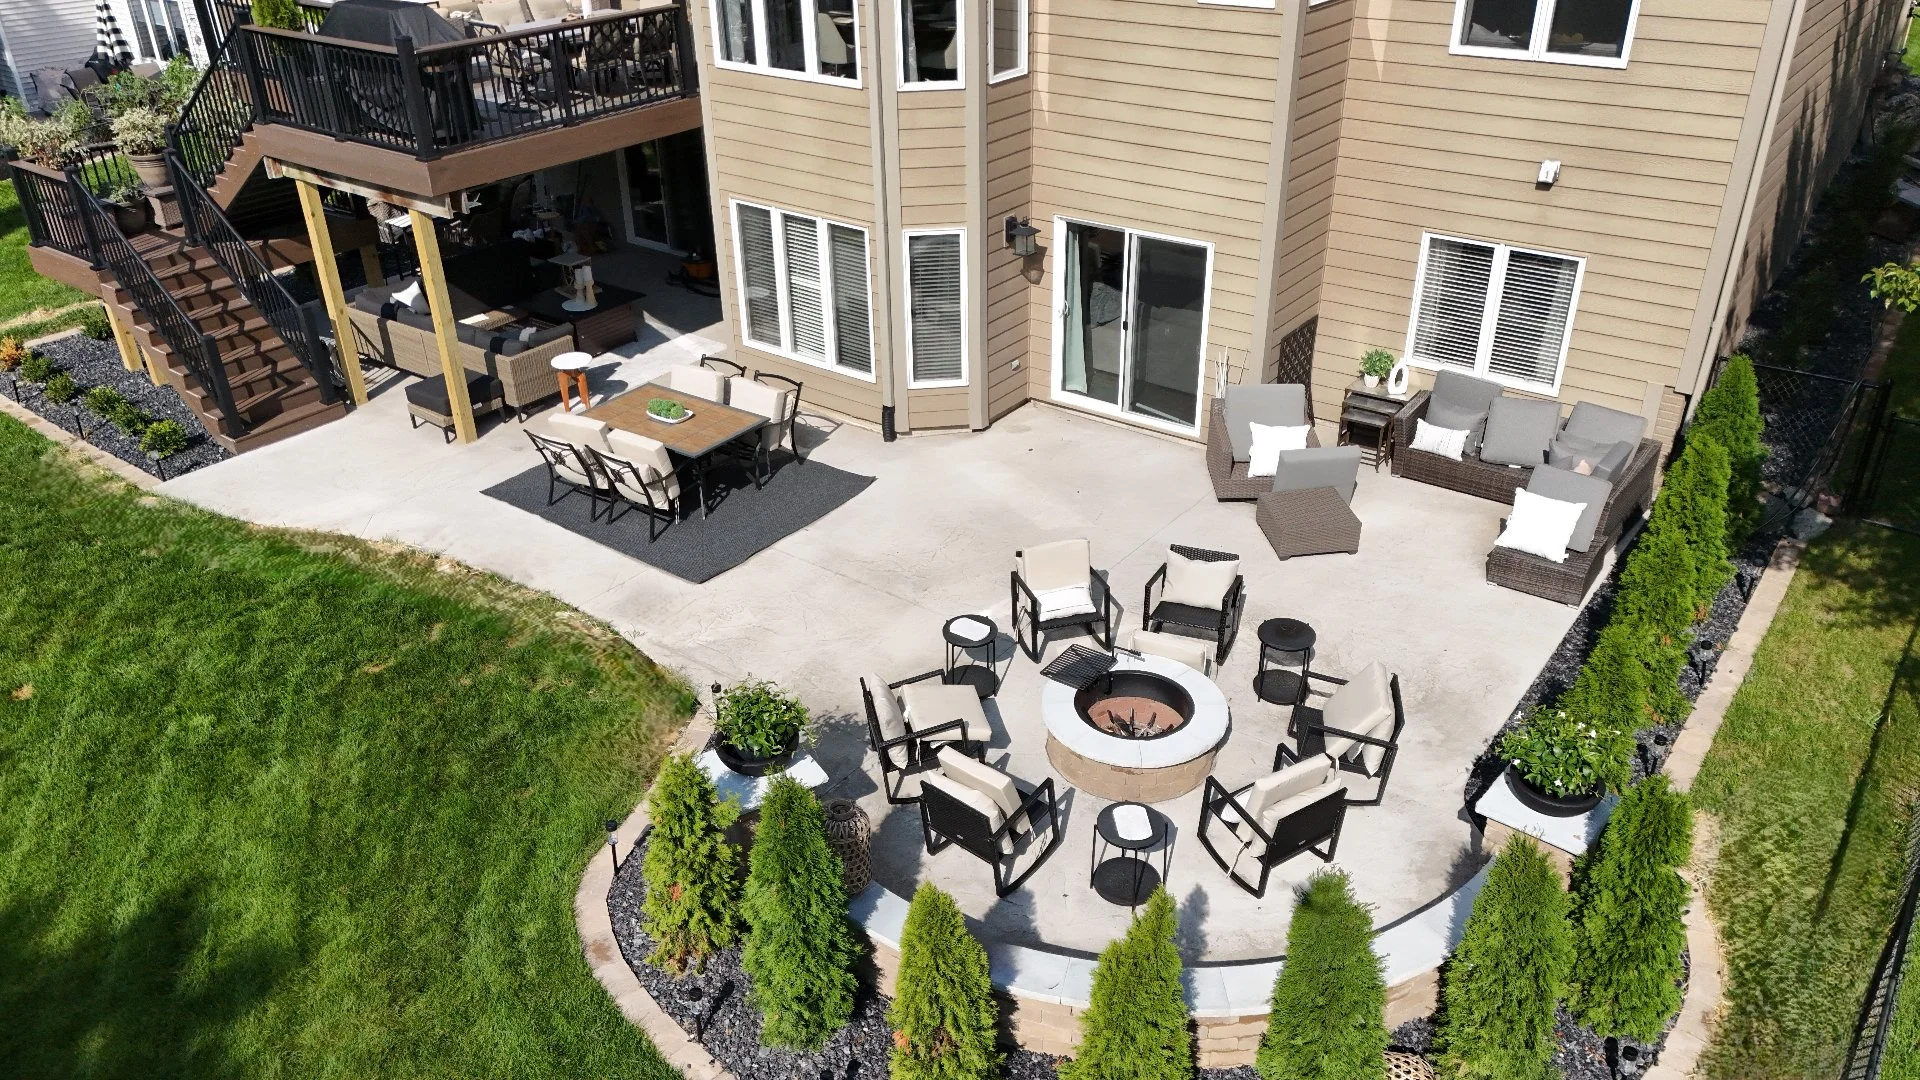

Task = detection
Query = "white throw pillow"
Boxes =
[1493,488,1588,563]
[1162,549,1239,609]
[1246,421,1311,477]
[390,279,426,312]
[1410,418,1470,461]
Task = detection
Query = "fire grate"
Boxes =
[1040,644,1116,689]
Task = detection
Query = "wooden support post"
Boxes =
[294,178,368,405]
[409,208,477,444]
[359,244,385,287]
[103,302,140,374]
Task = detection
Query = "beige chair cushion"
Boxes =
[606,428,680,503]
[726,376,792,451]
[541,439,595,488]
[898,682,987,742]
[940,752,1024,833]
[1320,660,1395,771]
[1161,548,1238,609]
[1033,585,1097,621]
[547,411,611,454]
[525,0,571,17]
[1259,779,1346,835]
[1239,756,1338,827]
[475,0,531,24]
[1123,628,1211,673]
[1017,539,1090,595]
[662,365,727,403]
[921,773,1012,853]
[864,674,908,743]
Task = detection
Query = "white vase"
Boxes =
[1387,361,1411,397]
[1363,374,1381,388]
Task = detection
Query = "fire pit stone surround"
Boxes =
[1043,653,1231,802]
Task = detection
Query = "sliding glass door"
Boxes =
[1055,219,1210,429]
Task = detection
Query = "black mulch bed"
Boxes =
[3,335,228,478]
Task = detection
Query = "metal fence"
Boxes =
[1856,413,1920,536]
[1742,359,1891,534]
[1843,806,1920,1080]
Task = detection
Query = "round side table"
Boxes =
[942,614,1000,698]
[552,351,593,413]
[1254,617,1317,705]
[1090,802,1170,908]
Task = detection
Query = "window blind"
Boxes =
[737,204,780,348]
[1407,235,1580,391]
[1486,249,1578,386]
[1409,237,1494,372]
[829,223,872,373]
[907,232,964,383]
[782,214,828,360]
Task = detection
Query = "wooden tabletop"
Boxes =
[586,385,766,458]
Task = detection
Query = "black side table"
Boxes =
[1254,618,1316,706]
[943,614,1001,699]
[1340,379,1410,472]
[1090,802,1171,907]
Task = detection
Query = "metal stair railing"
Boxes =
[170,12,255,192]
[68,168,246,435]
[167,150,338,406]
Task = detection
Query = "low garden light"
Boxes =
[605,818,620,870]
[1004,216,1039,258]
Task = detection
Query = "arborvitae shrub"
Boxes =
[1556,618,1651,745]
[1061,888,1192,1080]
[1257,871,1386,1080]
[1438,834,1574,1080]
[742,775,861,1049]
[641,752,739,973]
[1689,353,1765,547]
[1571,776,1694,1040]
[889,883,1000,1080]
[1664,434,1734,616]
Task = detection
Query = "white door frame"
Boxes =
[614,143,684,255]
[1047,214,1213,436]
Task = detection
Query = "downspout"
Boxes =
[869,0,904,439]
[964,0,988,429]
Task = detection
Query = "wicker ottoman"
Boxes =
[406,371,505,443]
[1255,486,1362,559]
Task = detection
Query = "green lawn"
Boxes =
[1693,520,1920,1076]
[1906,14,1920,75]
[0,176,91,327]
[0,415,691,1078]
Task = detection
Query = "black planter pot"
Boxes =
[714,731,799,777]
[1505,766,1604,817]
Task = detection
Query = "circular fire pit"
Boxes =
[1043,654,1229,803]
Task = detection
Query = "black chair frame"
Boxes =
[860,671,988,804]
[587,446,681,540]
[920,774,1064,897]
[525,431,608,517]
[754,371,805,464]
[1196,775,1345,898]
[1141,544,1246,666]
[1278,670,1406,807]
[699,355,748,379]
[1010,559,1116,662]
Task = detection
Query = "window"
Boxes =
[1404,233,1583,393]
[901,0,961,87]
[715,0,860,83]
[906,230,966,385]
[1451,0,1639,66]
[733,201,875,377]
[988,0,1026,80]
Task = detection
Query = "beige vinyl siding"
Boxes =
[1308,0,1768,423]
[1720,0,1906,351]
[1266,0,1353,379]
[1022,0,1287,426]
[693,0,886,424]
[900,94,968,227]
[987,77,1034,422]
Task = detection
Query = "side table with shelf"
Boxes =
[1339,379,1410,471]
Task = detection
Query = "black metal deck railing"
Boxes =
[171,31,255,191]
[169,150,338,407]
[236,3,695,162]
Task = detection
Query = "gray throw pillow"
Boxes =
[394,308,435,332]
[455,321,492,350]
[1549,434,1635,482]
[1426,395,1491,441]
[1526,465,1613,553]
[526,323,572,348]
[1592,439,1634,482]
[1480,397,1561,467]
[484,333,529,355]
[1560,401,1646,448]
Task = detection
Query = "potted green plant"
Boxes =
[712,679,809,776]
[0,98,93,168]
[647,397,690,423]
[1359,348,1395,389]
[106,180,149,233]
[1498,705,1631,816]
[110,106,171,189]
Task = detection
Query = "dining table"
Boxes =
[585,385,767,518]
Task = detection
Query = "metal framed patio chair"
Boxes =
[587,430,682,540]
[525,430,607,515]
[754,371,804,463]
[1276,661,1404,807]
[1141,544,1245,666]
[860,670,989,804]
[1011,538,1116,661]
[1196,756,1347,898]
[919,754,1064,897]
[699,355,747,379]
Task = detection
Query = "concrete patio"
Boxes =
[162,363,1590,962]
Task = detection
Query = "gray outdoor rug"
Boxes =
[481,456,874,583]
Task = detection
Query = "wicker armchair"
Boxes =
[1486,439,1660,605]
[920,754,1064,897]
[1206,385,1321,501]
[861,670,990,804]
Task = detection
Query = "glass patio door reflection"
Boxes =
[1057,220,1209,428]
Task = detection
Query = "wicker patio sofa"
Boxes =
[1389,389,1540,503]
[346,283,574,419]
[1484,438,1661,604]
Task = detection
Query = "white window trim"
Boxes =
[904,227,969,389]
[1046,214,1214,437]
[730,199,878,382]
[1401,231,1585,397]
[898,0,965,91]
[710,0,864,89]
[1447,0,1640,68]
[1199,0,1276,10]
[985,0,1027,82]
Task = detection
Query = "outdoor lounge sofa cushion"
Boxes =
[1426,370,1503,443]
[864,673,912,742]
[390,278,427,311]
[1479,397,1561,467]
[1318,660,1396,772]
[1526,465,1612,553]
[1561,401,1647,448]
[940,752,1027,835]
[406,370,502,414]
[1161,547,1240,609]
[1122,628,1212,672]
[525,0,572,18]
[1272,445,1363,503]
[920,773,1013,853]
[1494,488,1586,563]
[1548,433,1632,480]
[1223,383,1309,461]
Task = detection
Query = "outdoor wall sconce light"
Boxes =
[1005,216,1039,258]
